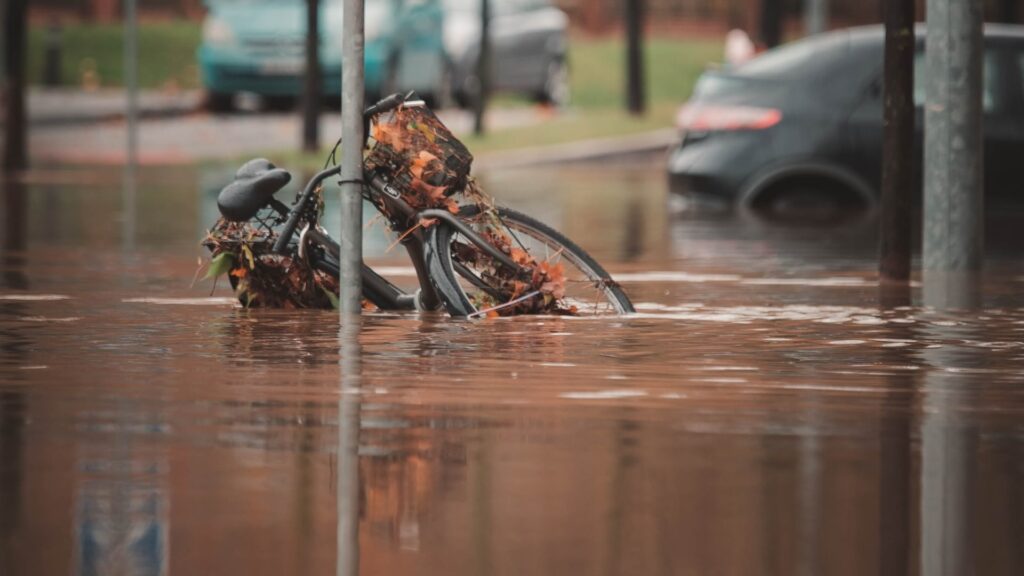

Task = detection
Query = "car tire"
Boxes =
[750,185,865,225]
[538,58,570,108]
[205,91,235,113]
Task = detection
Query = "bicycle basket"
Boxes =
[365,103,473,211]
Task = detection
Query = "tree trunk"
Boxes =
[879,0,916,282]
[759,0,783,48]
[302,0,321,153]
[624,0,646,115]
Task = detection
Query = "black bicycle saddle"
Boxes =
[216,158,292,222]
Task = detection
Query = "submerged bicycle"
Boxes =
[202,93,634,318]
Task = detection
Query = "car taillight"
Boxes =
[675,103,782,133]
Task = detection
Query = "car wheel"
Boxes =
[205,91,235,113]
[539,59,570,108]
[750,185,865,225]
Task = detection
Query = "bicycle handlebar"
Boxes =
[363,92,406,120]
[272,94,408,255]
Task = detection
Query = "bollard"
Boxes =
[922,0,984,310]
[43,19,63,87]
[339,0,365,317]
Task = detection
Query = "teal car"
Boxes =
[198,0,449,111]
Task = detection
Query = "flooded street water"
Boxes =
[1,160,1023,575]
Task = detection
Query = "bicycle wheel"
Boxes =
[424,206,634,317]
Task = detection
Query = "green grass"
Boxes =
[27,21,721,160]
[568,35,723,109]
[27,21,202,89]
[261,103,680,170]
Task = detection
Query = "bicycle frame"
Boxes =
[271,161,530,312]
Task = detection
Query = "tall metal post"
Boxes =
[1,0,27,174]
[803,0,827,36]
[473,0,490,135]
[122,0,139,252]
[339,0,365,316]
[624,0,645,115]
[759,0,783,48]
[124,0,138,169]
[879,0,915,282]
[303,0,321,153]
[923,0,984,309]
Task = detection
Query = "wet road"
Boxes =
[1,162,1023,575]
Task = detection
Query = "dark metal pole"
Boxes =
[303,0,321,153]
[339,0,365,316]
[1,0,27,175]
[43,19,63,87]
[998,0,1019,24]
[473,0,490,135]
[624,0,645,115]
[759,0,783,48]
[922,0,984,309]
[879,0,915,282]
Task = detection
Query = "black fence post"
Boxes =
[473,0,490,135]
[759,0,783,48]
[303,0,321,153]
[879,0,915,283]
[624,0,645,115]
[2,0,28,175]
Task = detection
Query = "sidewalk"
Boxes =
[25,88,675,167]
[27,87,202,126]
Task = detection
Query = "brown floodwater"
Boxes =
[1,161,1023,576]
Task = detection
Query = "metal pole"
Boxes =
[759,0,782,48]
[923,0,984,309]
[803,0,827,36]
[303,0,321,153]
[1,0,27,175]
[124,0,138,169]
[472,0,490,135]
[879,0,915,282]
[339,0,365,316]
[123,0,138,252]
[624,0,645,115]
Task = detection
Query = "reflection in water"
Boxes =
[2,180,28,290]
[0,389,25,576]
[75,402,168,576]
[919,319,978,576]
[1,162,1023,575]
[878,310,914,576]
[338,319,361,576]
[122,163,138,254]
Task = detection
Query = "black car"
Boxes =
[668,24,1024,216]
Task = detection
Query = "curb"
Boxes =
[473,128,678,171]
[27,89,202,127]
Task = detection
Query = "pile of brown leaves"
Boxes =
[367,104,570,316]
[201,219,339,309]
